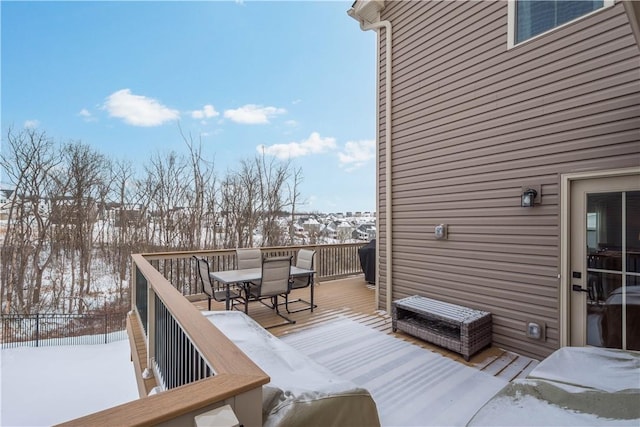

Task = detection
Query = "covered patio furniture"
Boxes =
[203,311,381,427]
[245,255,295,326]
[285,249,317,313]
[193,256,244,310]
[467,346,640,426]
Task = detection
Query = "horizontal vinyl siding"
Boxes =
[378,0,640,360]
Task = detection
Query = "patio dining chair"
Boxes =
[236,248,262,269]
[244,255,295,326]
[193,256,244,310]
[235,247,262,289]
[285,249,317,313]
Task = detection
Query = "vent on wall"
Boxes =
[526,320,546,341]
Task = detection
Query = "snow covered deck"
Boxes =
[191,275,540,383]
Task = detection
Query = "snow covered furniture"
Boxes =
[467,346,640,426]
[392,295,492,361]
[203,311,380,427]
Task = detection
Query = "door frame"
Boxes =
[559,166,640,347]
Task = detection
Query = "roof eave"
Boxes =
[347,0,386,25]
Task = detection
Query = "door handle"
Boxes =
[572,284,589,293]
[572,284,594,300]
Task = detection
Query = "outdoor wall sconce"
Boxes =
[521,188,538,207]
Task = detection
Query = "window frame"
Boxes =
[507,0,615,49]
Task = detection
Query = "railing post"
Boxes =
[131,260,137,314]
[147,287,156,376]
[104,314,108,344]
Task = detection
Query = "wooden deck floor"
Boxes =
[194,275,539,382]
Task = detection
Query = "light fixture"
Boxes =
[521,188,538,207]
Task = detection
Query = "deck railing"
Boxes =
[143,242,367,297]
[59,253,269,427]
[59,242,366,427]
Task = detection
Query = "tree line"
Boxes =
[0,127,304,315]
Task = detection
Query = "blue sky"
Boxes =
[1,1,377,214]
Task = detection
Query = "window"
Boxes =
[509,0,612,47]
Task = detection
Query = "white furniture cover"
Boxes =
[467,346,640,426]
[203,311,380,427]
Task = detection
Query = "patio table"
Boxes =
[210,266,315,310]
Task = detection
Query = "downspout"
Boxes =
[350,12,394,314]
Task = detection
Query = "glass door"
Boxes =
[570,176,639,350]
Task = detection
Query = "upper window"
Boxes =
[511,0,611,46]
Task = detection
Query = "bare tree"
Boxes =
[144,151,191,249]
[201,173,220,249]
[255,151,290,247]
[287,167,304,245]
[220,172,249,248]
[180,127,218,250]
[0,128,64,314]
[60,142,111,313]
[109,159,147,304]
[0,125,309,315]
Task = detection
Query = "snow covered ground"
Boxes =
[1,339,138,426]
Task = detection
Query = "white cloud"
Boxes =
[338,139,376,171]
[103,89,179,127]
[257,132,337,160]
[78,108,97,122]
[224,104,286,124]
[23,120,40,129]
[191,104,219,120]
[284,120,298,127]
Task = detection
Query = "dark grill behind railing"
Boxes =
[0,312,128,348]
[144,243,367,297]
[153,293,214,389]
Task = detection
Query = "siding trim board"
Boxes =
[364,0,640,359]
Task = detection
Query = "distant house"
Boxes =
[302,217,322,234]
[320,223,337,239]
[349,0,640,359]
[336,221,354,241]
[292,222,305,234]
[0,189,14,221]
[352,222,376,241]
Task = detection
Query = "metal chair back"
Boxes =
[259,256,292,297]
[292,249,315,289]
[236,248,262,270]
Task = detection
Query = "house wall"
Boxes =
[376,0,640,360]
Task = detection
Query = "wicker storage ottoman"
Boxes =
[392,295,492,361]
